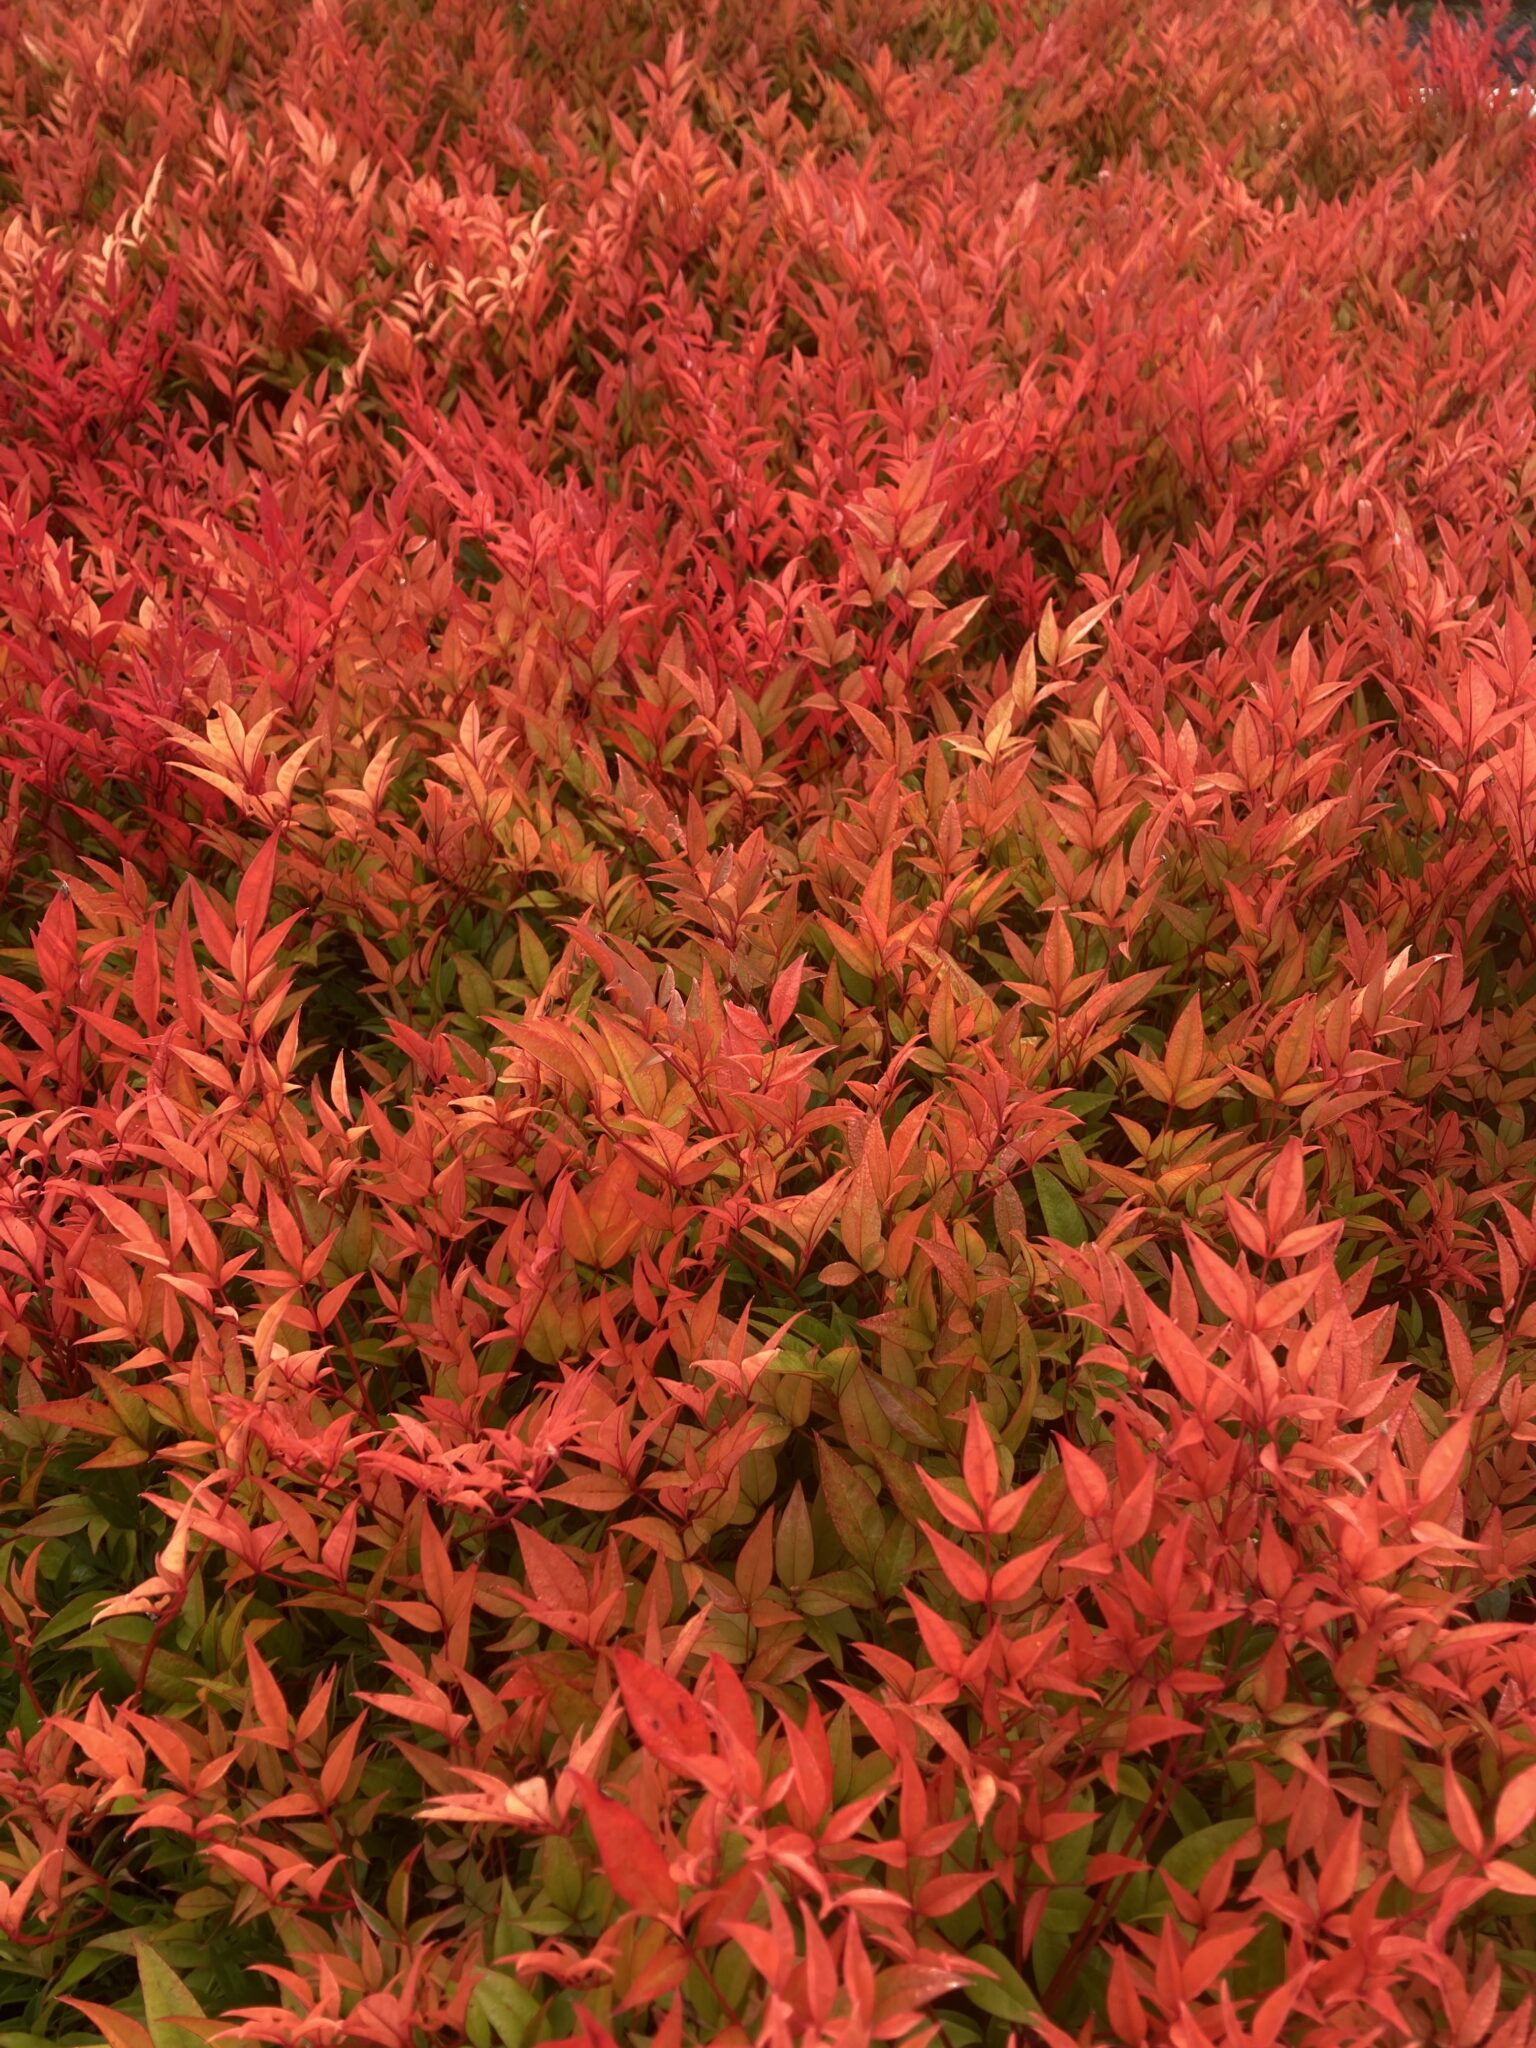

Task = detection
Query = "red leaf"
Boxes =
[612,1649,711,1775]
[1183,1925,1259,2000]
[906,1593,967,1676]
[961,1399,1000,1517]
[990,1537,1059,1604]
[1057,1439,1109,1521]
[1122,1713,1200,1750]
[919,1521,988,1603]
[1388,1800,1426,1889]
[1444,1762,1485,1857]
[244,1638,290,1748]
[1419,1413,1472,1506]
[768,955,806,1037]
[235,830,281,935]
[570,1774,678,1918]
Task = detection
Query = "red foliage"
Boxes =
[2,0,1536,2042]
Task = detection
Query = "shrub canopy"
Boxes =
[4,1,1536,2044]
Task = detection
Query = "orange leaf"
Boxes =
[961,1400,999,1517]
[1494,1768,1536,1849]
[235,830,281,935]
[1419,1414,1472,1506]
[62,2002,153,2048]
[244,1638,290,1748]
[1164,993,1207,1099]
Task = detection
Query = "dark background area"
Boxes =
[1377,0,1536,76]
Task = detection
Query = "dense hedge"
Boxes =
[5,0,1536,2043]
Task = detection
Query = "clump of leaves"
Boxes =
[3,1,1536,2045]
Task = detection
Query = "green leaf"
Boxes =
[1014,1463,1068,1543]
[1050,1796,1097,1884]
[816,1441,885,1569]
[871,1516,915,1599]
[453,952,497,1018]
[1030,1881,1094,1998]
[1112,1761,1154,1803]
[469,1972,540,2048]
[964,1943,1042,2021]
[797,1568,875,1615]
[1032,1166,1088,1246]
[775,1483,815,1587]
[136,1944,206,2048]
[1159,1818,1255,1893]
[33,1589,108,1649]
[86,1630,212,1706]
[18,1500,91,1540]
[865,1374,944,1449]
[867,1441,938,1528]
[55,1944,122,1995]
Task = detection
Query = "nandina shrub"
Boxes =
[5,0,1536,2043]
